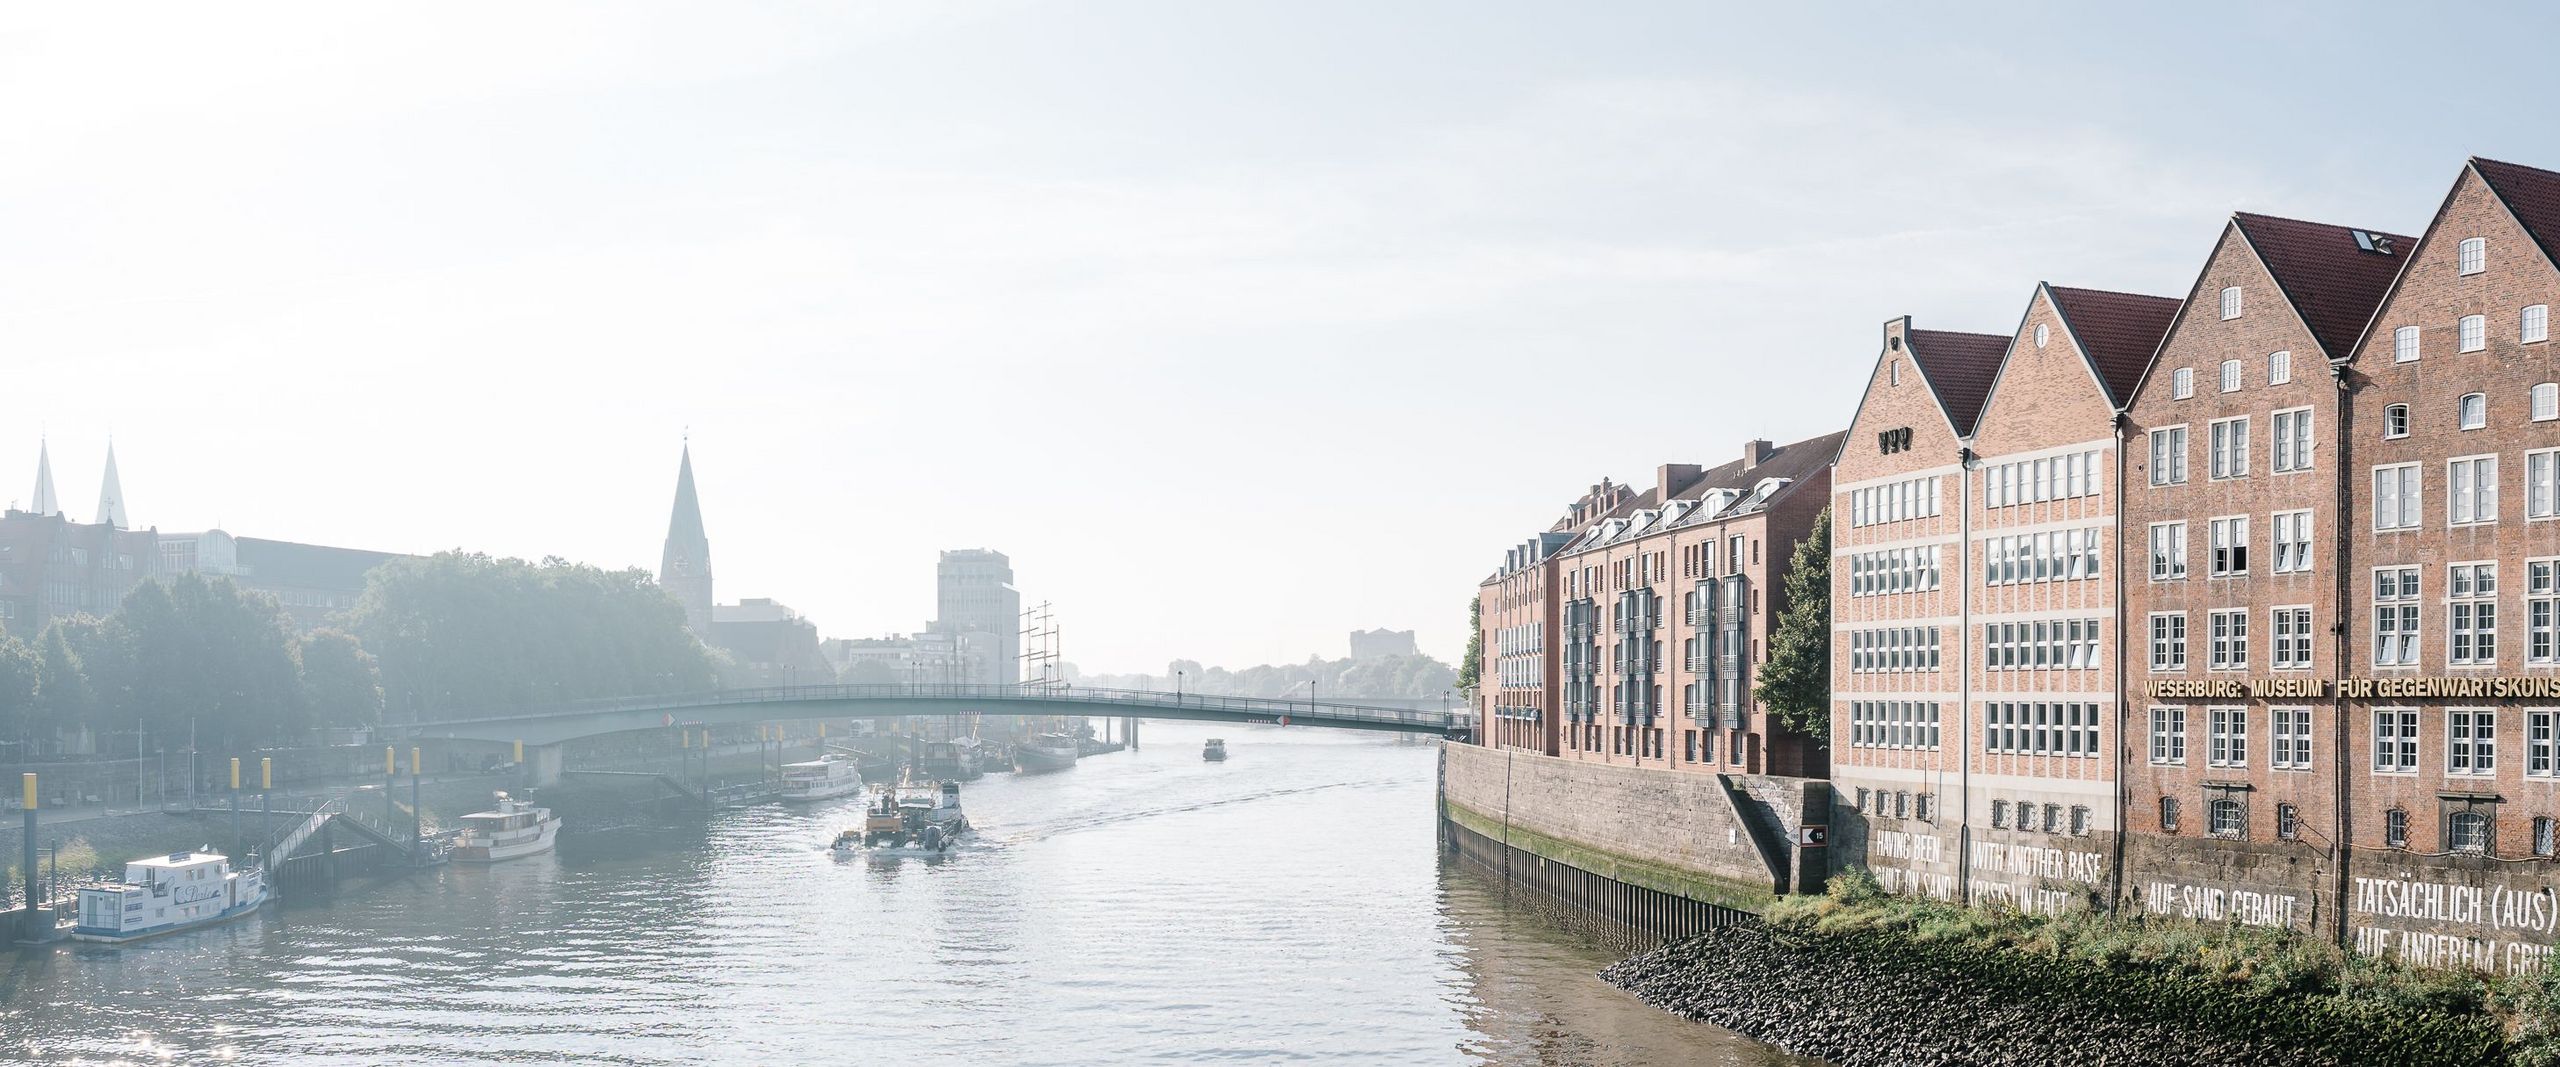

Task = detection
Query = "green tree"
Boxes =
[1456,596,1483,692]
[299,628,385,729]
[32,624,99,750]
[0,633,39,752]
[105,574,310,751]
[1755,506,1831,741]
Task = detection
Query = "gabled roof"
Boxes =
[2472,156,2560,273]
[2230,213,2412,361]
[2046,286,2181,408]
[1903,329,2007,437]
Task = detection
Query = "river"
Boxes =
[0,721,1808,1065]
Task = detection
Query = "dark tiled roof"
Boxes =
[2473,157,2560,273]
[2232,213,2412,361]
[1669,430,1847,503]
[2048,286,2181,407]
[236,537,405,591]
[1905,329,2007,437]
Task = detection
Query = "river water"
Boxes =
[0,721,1807,1065]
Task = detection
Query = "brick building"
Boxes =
[1478,478,1633,755]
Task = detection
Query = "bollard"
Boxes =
[21,774,38,938]
[230,758,242,848]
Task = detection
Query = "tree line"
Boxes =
[1077,653,1459,701]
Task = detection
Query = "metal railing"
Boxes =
[410,682,1459,733]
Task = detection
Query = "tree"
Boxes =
[839,658,900,685]
[32,624,99,750]
[104,574,309,751]
[300,629,385,730]
[0,634,38,751]
[1755,506,1831,742]
[1456,596,1483,692]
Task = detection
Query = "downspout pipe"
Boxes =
[1958,445,1977,906]
[2330,360,2356,950]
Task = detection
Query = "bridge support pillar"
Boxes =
[525,743,565,788]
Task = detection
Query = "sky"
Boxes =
[4,2,2558,674]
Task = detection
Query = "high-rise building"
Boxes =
[659,443,714,643]
[930,549,1019,685]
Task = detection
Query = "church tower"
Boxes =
[29,439,59,517]
[659,442,715,642]
[96,443,128,529]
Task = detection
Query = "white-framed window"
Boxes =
[2209,516,2249,576]
[2450,455,2498,526]
[2535,561,2560,664]
[2220,285,2243,319]
[2271,408,2312,472]
[2532,708,2558,777]
[2460,236,2487,275]
[2268,350,2292,385]
[2526,304,2550,345]
[2374,464,2421,530]
[2531,451,2559,520]
[2374,566,2421,666]
[2273,606,2314,669]
[2374,708,2419,772]
[2384,403,2410,439]
[2449,708,2497,775]
[2209,706,2249,767]
[1981,701,2101,757]
[2450,562,2498,666]
[2460,392,2487,429]
[2395,325,2421,363]
[2148,426,2188,486]
[2208,608,2248,670]
[2272,707,2313,769]
[2461,314,2487,353]
[2149,522,2187,581]
[2220,359,2243,393]
[2149,706,2186,765]
[2538,385,2560,423]
[2209,416,2249,479]
[2149,611,2187,671]
[2172,367,2194,400]
[2271,509,2312,573]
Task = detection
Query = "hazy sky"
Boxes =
[5,3,2557,673]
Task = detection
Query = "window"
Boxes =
[2384,404,2411,439]
[2149,522,2187,580]
[2461,314,2487,353]
[2268,350,2292,385]
[2271,510,2312,573]
[2450,563,2498,666]
[2534,562,2558,662]
[2209,417,2249,478]
[2374,567,2421,666]
[2273,607,2313,669]
[2209,706,2249,767]
[2450,708,2499,774]
[2149,427,2188,486]
[2395,325,2421,363]
[2527,305,2550,345]
[2539,385,2560,424]
[1982,701,2101,756]
[1992,799,2009,829]
[2385,807,2409,848]
[1915,794,1933,821]
[2149,612,2188,671]
[2450,456,2497,526]
[2208,609,2248,669]
[1847,701,1942,750]
[2374,708,2419,772]
[2460,392,2487,429]
[2271,408,2312,473]
[2533,709,2557,776]
[2277,804,2300,840]
[2209,797,2245,837]
[2220,359,2242,393]
[2449,811,2491,854]
[2374,464,2422,531]
[2161,796,2181,833]
[2220,285,2243,319]
[2210,516,2249,576]
[2070,806,2089,836]
[2272,707,2313,769]
[2149,705,2187,765]
[2173,367,2195,399]
[2460,236,2487,275]
[2540,817,2558,858]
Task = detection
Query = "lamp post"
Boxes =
[1176,670,1184,702]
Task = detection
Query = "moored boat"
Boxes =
[1202,738,1227,761]
[779,753,865,802]
[1015,732,1079,773]
[70,849,267,944]
[452,792,561,863]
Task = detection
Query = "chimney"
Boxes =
[1656,463,1703,501]
[1742,439,1775,470]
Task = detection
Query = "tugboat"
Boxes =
[451,792,562,863]
[70,848,267,944]
[778,752,865,802]
[1202,738,1228,762]
[837,782,970,855]
[1015,732,1080,773]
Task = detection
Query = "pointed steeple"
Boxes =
[96,442,128,529]
[659,441,714,640]
[29,439,59,518]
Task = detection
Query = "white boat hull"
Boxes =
[452,815,562,863]
[69,884,267,944]
[779,778,865,802]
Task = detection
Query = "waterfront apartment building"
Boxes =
[1479,478,1634,755]
[1553,435,1840,778]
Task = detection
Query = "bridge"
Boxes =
[396,683,1463,784]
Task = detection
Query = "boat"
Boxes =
[1015,732,1080,773]
[778,752,866,802]
[1203,738,1228,762]
[913,737,984,781]
[844,782,971,855]
[69,848,267,944]
[451,792,562,863]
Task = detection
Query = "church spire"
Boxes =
[29,439,59,517]
[96,442,128,529]
[659,441,714,641]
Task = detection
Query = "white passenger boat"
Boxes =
[70,849,267,944]
[451,792,561,863]
[778,753,865,802]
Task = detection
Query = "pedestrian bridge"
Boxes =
[401,683,1461,748]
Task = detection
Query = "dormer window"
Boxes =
[2219,286,2243,320]
[2460,237,2487,275]
[2173,367,2194,400]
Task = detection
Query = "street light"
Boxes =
[1176,670,1184,702]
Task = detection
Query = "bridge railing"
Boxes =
[410,682,1455,732]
